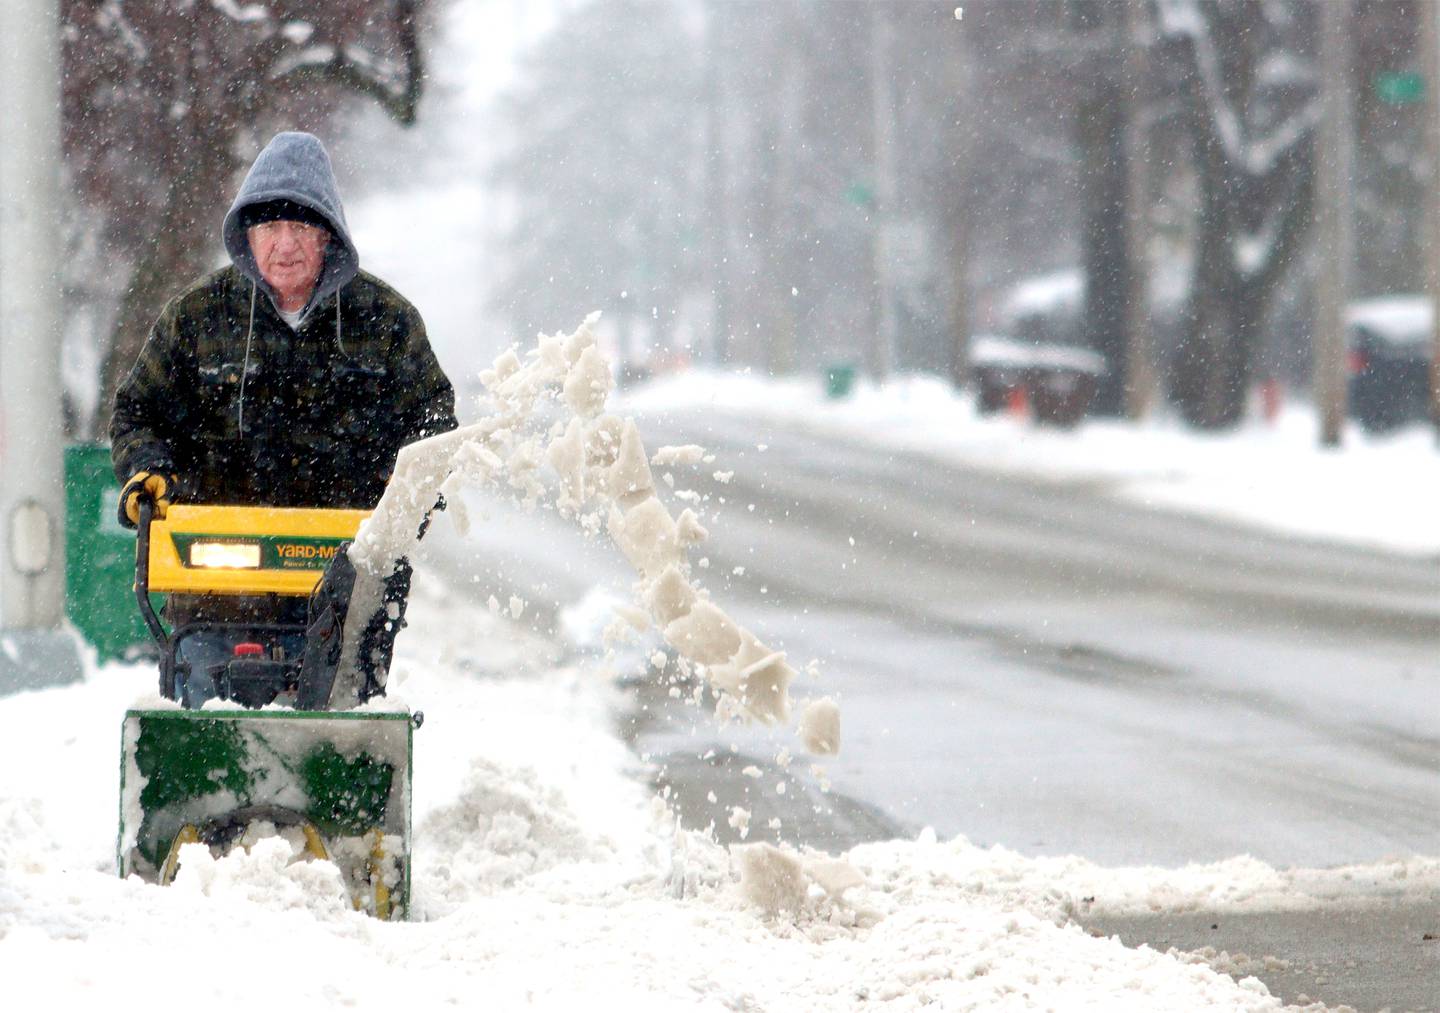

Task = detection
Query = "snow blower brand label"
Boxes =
[270,539,344,567]
[173,534,348,571]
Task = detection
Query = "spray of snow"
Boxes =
[799,697,841,755]
[650,444,706,467]
[733,841,807,915]
[339,314,831,750]
[733,842,866,917]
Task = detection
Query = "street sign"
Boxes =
[1376,71,1423,105]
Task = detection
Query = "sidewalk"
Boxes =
[1084,901,1440,1012]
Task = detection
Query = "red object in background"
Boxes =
[1007,384,1029,418]
[649,348,692,375]
[1260,378,1283,424]
[1346,349,1369,375]
[232,642,264,657]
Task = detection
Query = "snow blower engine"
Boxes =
[117,498,418,919]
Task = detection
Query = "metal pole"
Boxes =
[0,0,79,691]
[942,12,972,390]
[1423,0,1440,442]
[1313,0,1354,448]
[869,4,897,382]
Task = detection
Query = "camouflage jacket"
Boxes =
[110,265,457,510]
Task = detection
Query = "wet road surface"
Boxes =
[426,407,1439,866]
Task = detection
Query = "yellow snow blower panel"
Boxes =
[143,504,370,596]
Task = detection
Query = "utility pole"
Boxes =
[0,0,80,691]
[1313,0,1354,448]
[1122,0,1157,420]
[869,4,897,382]
[702,2,732,365]
[1423,0,1440,443]
[942,10,972,390]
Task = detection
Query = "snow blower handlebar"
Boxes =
[134,496,169,653]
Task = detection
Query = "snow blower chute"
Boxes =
[117,500,417,919]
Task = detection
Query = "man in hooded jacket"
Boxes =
[110,132,456,700]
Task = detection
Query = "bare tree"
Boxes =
[1071,0,1135,418]
[1157,0,1320,429]
[64,0,428,436]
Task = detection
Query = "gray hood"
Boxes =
[222,132,358,323]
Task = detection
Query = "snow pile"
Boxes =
[170,836,351,920]
[0,797,47,878]
[848,829,1440,921]
[416,756,614,912]
[347,314,832,747]
[719,826,1440,939]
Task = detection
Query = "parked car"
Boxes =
[971,335,1032,414]
[970,334,1106,428]
[1346,296,1432,433]
[1027,343,1107,426]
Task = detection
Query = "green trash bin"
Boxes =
[65,444,155,662]
[824,362,857,400]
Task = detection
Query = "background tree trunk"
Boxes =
[99,138,237,425]
[1078,78,1130,417]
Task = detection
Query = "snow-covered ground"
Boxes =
[9,568,1434,1011]
[621,369,1440,558]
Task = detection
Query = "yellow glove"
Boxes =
[119,470,175,529]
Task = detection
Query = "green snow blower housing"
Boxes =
[117,500,418,919]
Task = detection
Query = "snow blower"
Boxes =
[117,499,417,919]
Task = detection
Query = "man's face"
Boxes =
[247,219,329,298]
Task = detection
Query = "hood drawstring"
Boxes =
[238,281,257,435]
[335,285,348,358]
